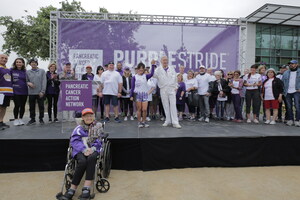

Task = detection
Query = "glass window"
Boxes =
[261,49,270,56]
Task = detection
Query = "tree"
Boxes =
[0,0,87,60]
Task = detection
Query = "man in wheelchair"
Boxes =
[60,108,102,200]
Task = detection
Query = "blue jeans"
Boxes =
[285,92,300,121]
[216,101,225,119]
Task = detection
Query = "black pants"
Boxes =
[245,89,261,116]
[122,98,133,116]
[158,97,166,117]
[119,98,123,113]
[29,95,45,120]
[92,95,104,119]
[46,94,59,119]
[185,97,196,113]
[13,95,27,119]
[72,152,98,186]
[278,95,288,120]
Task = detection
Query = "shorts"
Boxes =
[264,100,279,109]
[0,95,11,107]
[103,95,118,106]
[135,92,148,102]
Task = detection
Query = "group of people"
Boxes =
[0,53,300,130]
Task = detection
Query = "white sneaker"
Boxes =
[13,119,20,126]
[160,117,165,121]
[130,116,134,121]
[270,121,276,125]
[19,119,25,125]
[265,120,270,124]
[162,122,171,127]
[173,124,182,129]
[124,116,128,121]
[295,121,300,127]
[198,117,204,122]
[247,119,251,123]
[286,120,294,126]
[144,122,150,128]
[146,117,151,122]
[204,118,209,123]
[253,119,259,124]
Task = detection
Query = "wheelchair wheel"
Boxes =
[65,174,73,191]
[96,178,110,193]
[101,141,112,178]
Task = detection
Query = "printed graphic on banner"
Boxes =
[58,20,239,73]
[68,49,103,80]
[60,80,92,111]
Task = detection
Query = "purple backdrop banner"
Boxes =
[58,19,239,77]
[60,80,92,111]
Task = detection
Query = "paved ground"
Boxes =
[1,167,300,200]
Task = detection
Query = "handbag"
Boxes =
[188,90,199,107]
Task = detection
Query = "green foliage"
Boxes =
[0,1,91,60]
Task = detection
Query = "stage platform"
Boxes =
[1,119,300,173]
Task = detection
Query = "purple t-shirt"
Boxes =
[176,82,186,105]
[10,69,28,95]
[87,74,94,80]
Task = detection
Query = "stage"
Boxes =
[1,119,300,173]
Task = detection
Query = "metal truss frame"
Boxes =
[50,11,244,65]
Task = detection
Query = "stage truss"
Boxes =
[50,11,247,70]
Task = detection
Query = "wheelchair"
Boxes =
[56,122,112,199]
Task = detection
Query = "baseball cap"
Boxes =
[124,67,130,70]
[108,61,114,65]
[279,65,288,69]
[288,60,298,64]
[81,108,94,116]
[64,62,71,65]
[199,65,206,69]
[86,65,92,69]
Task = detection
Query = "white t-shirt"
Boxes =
[231,80,240,94]
[288,71,297,94]
[243,73,262,90]
[99,70,123,96]
[92,74,101,96]
[264,78,275,100]
[185,78,198,97]
[196,73,213,95]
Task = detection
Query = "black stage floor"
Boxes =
[1,119,300,173]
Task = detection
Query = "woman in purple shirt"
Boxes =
[10,58,28,126]
[176,74,186,121]
[46,63,60,122]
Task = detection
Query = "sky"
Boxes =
[0,0,299,70]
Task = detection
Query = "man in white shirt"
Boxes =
[153,56,181,128]
[196,65,213,123]
[99,61,123,123]
[282,60,300,127]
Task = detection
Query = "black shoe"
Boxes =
[80,187,90,199]
[60,189,75,200]
[103,117,110,123]
[114,117,121,123]
[49,118,52,122]
[39,119,45,125]
[27,119,36,126]
[0,122,10,128]
[54,118,59,122]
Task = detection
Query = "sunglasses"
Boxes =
[228,74,233,75]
